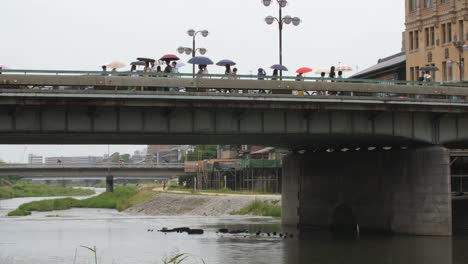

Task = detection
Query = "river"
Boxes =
[1,191,468,264]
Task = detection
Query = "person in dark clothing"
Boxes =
[257,68,266,80]
[328,66,337,95]
[271,69,278,80]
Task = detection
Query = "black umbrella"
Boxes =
[137,57,156,63]
[130,61,146,66]
[420,66,439,72]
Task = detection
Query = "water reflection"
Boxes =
[1,194,468,263]
[285,231,455,264]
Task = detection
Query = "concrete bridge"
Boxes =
[2,71,468,236]
[0,163,184,178]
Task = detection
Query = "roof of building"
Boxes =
[352,52,406,78]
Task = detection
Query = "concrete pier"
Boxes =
[282,146,452,236]
[106,175,114,193]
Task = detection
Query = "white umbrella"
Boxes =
[337,64,353,72]
[315,68,330,75]
[107,61,126,69]
[173,62,185,69]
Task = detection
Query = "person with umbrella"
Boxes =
[272,69,278,81]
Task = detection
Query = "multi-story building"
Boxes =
[28,154,43,164]
[405,0,467,82]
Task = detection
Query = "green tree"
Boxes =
[186,145,217,161]
[120,154,131,163]
[109,152,120,163]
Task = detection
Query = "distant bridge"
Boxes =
[0,163,185,179]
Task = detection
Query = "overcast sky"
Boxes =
[0,0,405,163]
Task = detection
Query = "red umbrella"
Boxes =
[160,54,180,61]
[296,67,313,74]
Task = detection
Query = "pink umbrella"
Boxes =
[0,65,10,70]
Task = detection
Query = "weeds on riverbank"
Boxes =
[231,199,281,217]
[7,185,159,216]
[0,179,94,199]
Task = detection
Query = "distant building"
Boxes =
[405,0,467,82]
[352,52,406,80]
[28,154,43,164]
[45,156,103,165]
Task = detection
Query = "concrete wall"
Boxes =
[282,146,452,236]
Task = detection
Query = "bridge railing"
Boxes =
[1,69,468,100]
[0,163,185,169]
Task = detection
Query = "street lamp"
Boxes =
[178,29,209,74]
[177,46,207,56]
[262,0,301,77]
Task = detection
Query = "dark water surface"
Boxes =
[1,196,468,264]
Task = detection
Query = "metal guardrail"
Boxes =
[1,69,467,87]
[0,163,185,169]
[1,69,468,101]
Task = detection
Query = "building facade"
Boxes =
[28,154,43,164]
[405,0,467,82]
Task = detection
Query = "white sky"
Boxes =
[0,0,405,163]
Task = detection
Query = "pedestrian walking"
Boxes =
[271,69,278,80]
[257,68,266,80]
[232,68,238,80]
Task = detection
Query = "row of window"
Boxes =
[408,20,464,50]
[409,0,448,12]
[409,63,454,82]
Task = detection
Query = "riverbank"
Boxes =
[125,192,281,217]
[7,185,156,216]
[0,178,94,199]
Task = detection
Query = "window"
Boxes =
[409,32,414,50]
[440,0,447,3]
[424,0,433,8]
[425,28,430,47]
[415,66,420,80]
[460,20,465,41]
[410,0,418,12]
[442,61,447,81]
[442,24,446,44]
[410,67,415,81]
[448,62,453,81]
[415,31,419,49]
[447,23,452,42]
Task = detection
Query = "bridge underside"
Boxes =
[282,146,452,236]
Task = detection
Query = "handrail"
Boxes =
[0,163,185,169]
[2,68,467,87]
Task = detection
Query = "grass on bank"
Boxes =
[7,185,159,216]
[231,199,281,217]
[0,179,95,199]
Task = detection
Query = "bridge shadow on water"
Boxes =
[279,200,468,264]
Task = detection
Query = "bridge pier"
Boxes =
[106,175,114,193]
[282,146,452,236]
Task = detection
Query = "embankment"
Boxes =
[125,193,281,216]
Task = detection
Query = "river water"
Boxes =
[1,191,468,264]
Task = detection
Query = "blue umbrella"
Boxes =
[270,64,288,71]
[216,59,236,66]
[188,56,214,65]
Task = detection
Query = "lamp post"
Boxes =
[262,0,301,77]
[177,29,209,75]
